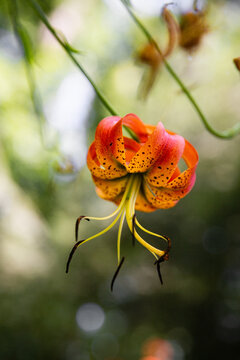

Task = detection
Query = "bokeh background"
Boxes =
[0,0,240,359]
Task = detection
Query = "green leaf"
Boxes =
[55,29,82,54]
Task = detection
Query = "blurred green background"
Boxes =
[0,0,240,359]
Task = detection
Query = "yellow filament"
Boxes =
[76,209,123,249]
[135,218,168,242]
[125,176,165,258]
[74,176,135,251]
[117,210,126,264]
[86,175,134,222]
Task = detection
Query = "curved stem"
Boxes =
[27,0,140,141]
[120,0,240,139]
[27,0,118,116]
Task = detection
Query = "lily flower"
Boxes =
[66,114,198,289]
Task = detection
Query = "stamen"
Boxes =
[117,210,126,264]
[154,236,171,285]
[155,257,164,285]
[135,218,169,242]
[74,175,135,242]
[126,175,166,258]
[111,256,125,292]
[66,239,85,273]
[75,216,90,242]
[67,209,124,273]
[132,214,136,246]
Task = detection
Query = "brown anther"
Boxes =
[154,235,171,285]
[75,216,90,242]
[111,257,125,292]
[66,239,85,273]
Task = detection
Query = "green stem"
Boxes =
[120,0,240,139]
[27,0,118,117]
[27,0,140,141]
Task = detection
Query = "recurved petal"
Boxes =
[135,190,157,213]
[165,138,198,189]
[144,137,198,209]
[182,138,199,167]
[144,172,196,207]
[93,175,129,201]
[146,132,185,187]
[122,113,148,143]
[108,118,127,167]
[95,116,121,164]
[127,122,167,173]
[88,116,128,179]
[87,142,127,180]
[123,137,141,164]
[143,182,179,209]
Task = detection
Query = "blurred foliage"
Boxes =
[0,0,240,360]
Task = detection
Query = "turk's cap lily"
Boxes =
[67,114,198,290]
[87,113,198,211]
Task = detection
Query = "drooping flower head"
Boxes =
[66,114,198,289]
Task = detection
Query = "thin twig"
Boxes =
[120,0,240,139]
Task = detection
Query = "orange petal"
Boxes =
[87,116,128,179]
[182,138,199,167]
[166,138,198,189]
[122,113,148,143]
[146,132,185,187]
[144,137,198,208]
[123,137,141,163]
[127,122,166,173]
[108,118,127,167]
[92,175,129,201]
[143,182,179,209]
[144,172,196,208]
[87,142,127,180]
[135,190,157,213]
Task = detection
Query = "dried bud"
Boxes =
[233,57,240,72]
[137,7,179,98]
[179,11,208,52]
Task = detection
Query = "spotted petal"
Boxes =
[144,136,198,209]
[146,131,185,187]
[127,122,167,173]
[92,175,129,201]
[87,116,128,179]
